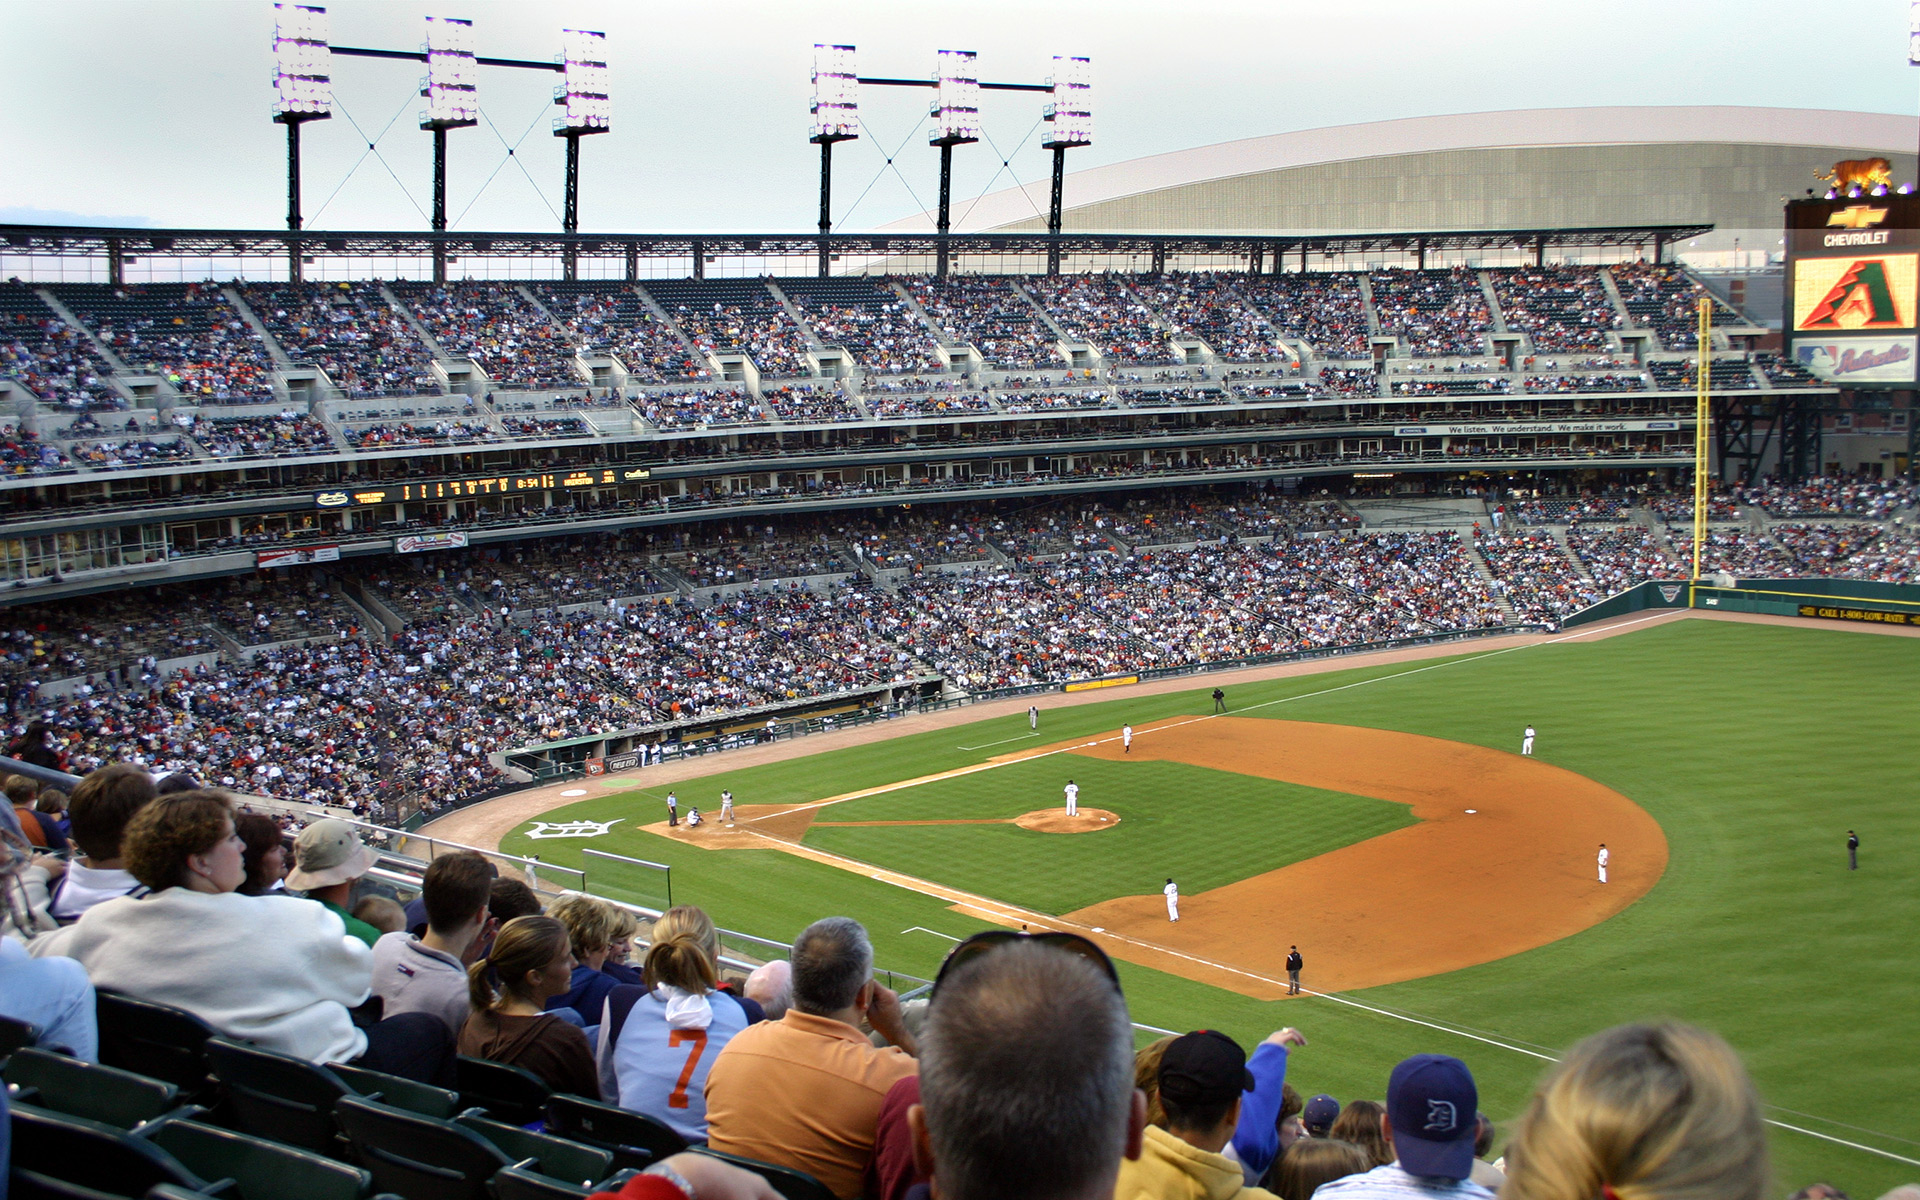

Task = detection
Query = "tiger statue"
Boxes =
[1818,158,1893,192]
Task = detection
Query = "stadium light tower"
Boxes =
[1041,56,1092,275]
[1911,0,1920,178]
[553,29,610,239]
[930,50,981,276]
[273,4,331,280]
[421,14,479,280]
[811,44,859,277]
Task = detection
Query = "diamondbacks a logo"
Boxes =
[1424,1099,1457,1133]
[1795,254,1919,332]
[1658,584,1683,603]
[525,818,623,840]
[1827,206,1888,229]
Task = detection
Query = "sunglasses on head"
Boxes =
[931,929,1121,999]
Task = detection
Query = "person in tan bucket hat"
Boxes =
[287,818,382,948]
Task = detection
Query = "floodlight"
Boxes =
[811,44,858,143]
[273,4,332,119]
[929,49,980,145]
[553,28,610,134]
[1042,56,1092,148]
[421,15,478,129]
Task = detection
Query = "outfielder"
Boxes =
[1064,779,1079,817]
[1122,723,1133,753]
[1522,725,1536,756]
[1029,705,1039,731]
[1164,877,1180,922]
[1597,842,1608,883]
[720,789,734,823]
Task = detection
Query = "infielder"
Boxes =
[1522,725,1536,756]
[1848,829,1859,870]
[1122,724,1133,753]
[1064,779,1079,817]
[1028,705,1039,731]
[720,789,734,823]
[1285,945,1303,995]
[666,791,679,827]
[1164,877,1180,922]
[1597,842,1608,883]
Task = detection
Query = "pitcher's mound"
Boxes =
[1016,807,1120,833]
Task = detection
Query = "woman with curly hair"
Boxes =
[30,790,452,1082]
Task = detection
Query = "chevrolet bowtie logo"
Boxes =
[1828,206,1889,229]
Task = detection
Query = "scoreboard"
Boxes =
[315,466,651,508]
[1784,193,1920,386]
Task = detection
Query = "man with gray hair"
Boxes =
[906,939,1145,1200]
[744,958,792,1021]
[704,917,917,1199]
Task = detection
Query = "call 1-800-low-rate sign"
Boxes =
[1784,193,1920,386]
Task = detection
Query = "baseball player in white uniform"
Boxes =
[1164,878,1180,921]
[1122,724,1133,753]
[1597,843,1609,883]
[720,789,734,823]
[1064,780,1079,817]
[1522,725,1536,756]
[1029,705,1039,731]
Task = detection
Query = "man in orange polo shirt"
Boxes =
[703,917,918,1199]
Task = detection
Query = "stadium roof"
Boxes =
[878,105,1919,235]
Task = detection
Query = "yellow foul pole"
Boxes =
[1690,297,1711,582]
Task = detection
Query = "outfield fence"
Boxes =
[1562,576,1920,629]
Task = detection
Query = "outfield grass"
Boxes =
[498,619,1920,1194]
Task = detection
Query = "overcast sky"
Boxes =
[2,0,1917,235]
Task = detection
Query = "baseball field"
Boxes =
[471,613,1920,1195]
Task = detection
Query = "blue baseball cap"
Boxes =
[1386,1054,1478,1179]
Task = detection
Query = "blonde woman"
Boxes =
[543,894,621,1026]
[1328,1100,1392,1169]
[461,914,600,1099]
[597,905,753,1141]
[1500,1023,1767,1200]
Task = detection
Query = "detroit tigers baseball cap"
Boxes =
[1385,1054,1478,1179]
[1159,1030,1256,1108]
[1302,1093,1341,1136]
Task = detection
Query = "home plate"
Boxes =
[561,789,588,797]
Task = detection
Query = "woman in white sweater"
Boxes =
[32,790,453,1082]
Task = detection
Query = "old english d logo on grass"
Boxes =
[526,818,623,839]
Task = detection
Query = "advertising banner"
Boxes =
[1393,420,1682,437]
[256,545,341,568]
[1792,336,1918,384]
[395,532,470,554]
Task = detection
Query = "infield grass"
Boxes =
[499,618,1920,1194]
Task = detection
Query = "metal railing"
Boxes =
[308,811,585,897]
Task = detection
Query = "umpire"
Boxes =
[1848,829,1859,870]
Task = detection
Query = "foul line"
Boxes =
[902,926,961,941]
[957,731,1041,750]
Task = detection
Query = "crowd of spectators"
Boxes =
[1735,476,1917,519]
[1026,275,1178,365]
[1318,367,1381,398]
[2,282,126,411]
[71,437,196,467]
[1475,529,1602,621]
[864,379,996,419]
[500,414,591,440]
[907,277,1061,368]
[762,385,862,423]
[1751,351,1820,387]
[1648,358,1758,391]
[1237,273,1373,358]
[1523,373,1648,394]
[532,283,711,383]
[649,285,812,379]
[1369,268,1492,357]
[1612,262,1745,349]
[1767,523,1886,576]
[1393,376,1512,397]
[1565,525,1683,592]
[0,429,72,475]
[190,410,335,458]
[783,284,945,375]
[52,283,276,404]
[392,283,578,390]
[343,419,498,449]
[637,387,766,430]
[239,281,439,398]
[1695,529,1797,578]
[840,512,992,570]
[1490,267,1619,352]
[1134,274,1290,362]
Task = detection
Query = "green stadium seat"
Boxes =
[95,990,219,1101]
[0,1012,38,1059]
[138,1118,374,1200]
[327,1061,462,1118]
[453,1111,613,1186]
[202,1036,352,1156]
[454,1055,552,1127]
[543,1095,685,1173]
[686,1146,837,1200]
[6,1102,217,1198]
[333,1094,512,1200]
[8,1170,142,1200]
[3,1046,184,1130]
[487,1165,638,1200]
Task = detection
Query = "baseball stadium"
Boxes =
[1,8,1917,1200]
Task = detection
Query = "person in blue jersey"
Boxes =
[598,905,751,1142]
